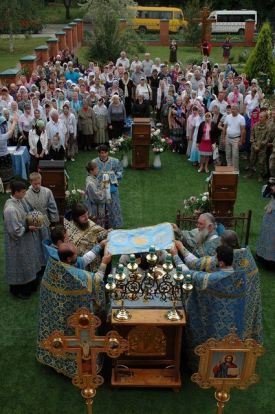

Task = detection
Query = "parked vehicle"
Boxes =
[209,10,257,35]
[128,6,186,34]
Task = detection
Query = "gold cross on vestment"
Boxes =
[41,307,128,414]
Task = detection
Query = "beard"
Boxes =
[196,228,210,245]
[75,220,89,231]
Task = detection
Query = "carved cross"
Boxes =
[41,307,128,414]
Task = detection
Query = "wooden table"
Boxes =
[111,308,186,389]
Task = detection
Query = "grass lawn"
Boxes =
[0,38,47,72]
[78,44,250,69]
[40,3,85,24]
[0,150,274,414]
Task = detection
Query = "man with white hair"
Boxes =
[46,109,67,147]
[116,51,130,70]
[173,212,220,257]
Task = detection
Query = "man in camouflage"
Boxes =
[267,109,275,178]
[245,111,270,182]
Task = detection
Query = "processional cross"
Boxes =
[192,6,215,42]
[41,307,128,414]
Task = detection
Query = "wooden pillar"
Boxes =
[0,68,20,86]
[47,38,59,59]
[205,18,215,42]
[245,19,255,46]
[69,22,78,49]
[19,56,37,81]
[63,26,73,51]
[74,18,84,44]
[34,45,49,66]
[160,19,169,46]
[55,32,66,51]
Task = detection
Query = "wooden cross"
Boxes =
[193,6,215,42]
[41,307,128,414]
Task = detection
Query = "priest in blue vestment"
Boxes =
[93,144,123,228]
[172,244,247,371]
[173,213,220,257]
[37,243,110,377]
[173,230,263,343]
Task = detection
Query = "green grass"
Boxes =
[40,3,85,24]
[0,150,274,414]
[79,45,249,68]
[0,38,47,72]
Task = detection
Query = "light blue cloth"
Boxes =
[107,222,174,255]
[8,146,30,180]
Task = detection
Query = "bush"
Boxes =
[245,22,275,87]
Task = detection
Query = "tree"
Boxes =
[80,0,145,65]
[0,0,41,53]
[245,22,275,87]
[63,0,72,20]
[182,0,202,47]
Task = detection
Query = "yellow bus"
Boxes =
[128,6,186,34]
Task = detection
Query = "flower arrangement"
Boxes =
[182,192,210,217]
[109,135,132,156]
[65,187,86,210]
[151,128,170,153]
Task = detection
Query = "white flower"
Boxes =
[202,196,207,202]
[65,190,70,197]
[71,189,77,195]
[189,196,196,203]
[184,205,188,209]
[109,140,112,144]
[160,148,164,152]
[155,129,161,135]
[161,138,166,142]
[156,123,162,127]
[203,192,209,196]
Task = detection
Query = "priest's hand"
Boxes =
[174,240,184,250]
[100,239,107,248]
[171,223,179,232]
[102,252,112,265]
[170,244,178,256]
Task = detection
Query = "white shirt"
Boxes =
[46,119,67,147]
[209,99,228,115]
[136,84,152,101]
[28,130,48,156]
[116,57,130,69]
[130,60,142,72]
[225,114,245,138]
[244,93,259,117]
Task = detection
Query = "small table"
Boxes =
[111,307,186,389]
[8,146,30,180]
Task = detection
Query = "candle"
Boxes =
[149,245,156,254]
[107,274,113,283]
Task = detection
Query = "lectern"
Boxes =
[209,166,238,217]
[132,118,151,169]
[39,160,65,220]
[111,308,185,389]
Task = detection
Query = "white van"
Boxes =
[209,10,257,35]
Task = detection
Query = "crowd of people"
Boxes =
[0,47,274,185]
[0,45,274,380]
